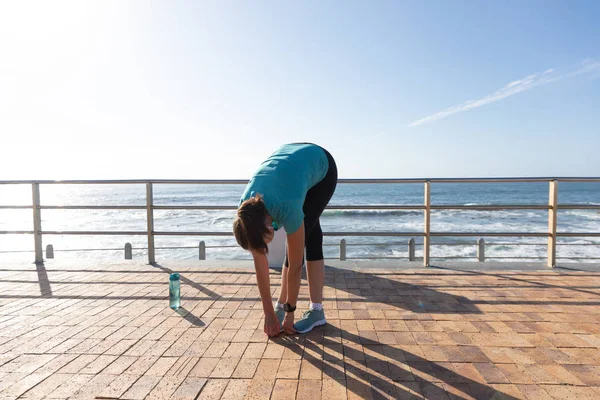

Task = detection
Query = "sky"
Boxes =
[1,0,599,180]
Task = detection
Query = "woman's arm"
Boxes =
[252,250,280,337]
[252,250,274,314]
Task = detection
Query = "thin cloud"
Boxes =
[409,61,600,127]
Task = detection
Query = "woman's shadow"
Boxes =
[268,265,518,400]
[274,325,519,400]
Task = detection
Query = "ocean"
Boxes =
[1,181,599,263]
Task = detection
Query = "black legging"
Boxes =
[284,147,337,267]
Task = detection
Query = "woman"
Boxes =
[233,143,338,337]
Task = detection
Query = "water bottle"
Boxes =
[169,273,180,310]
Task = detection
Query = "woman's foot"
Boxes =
[293,309,327,333]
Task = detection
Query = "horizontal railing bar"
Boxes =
[0,231,34,234]
[485,256,545,259]
[2,177,600,185]
[18,231,599,238]
[487,243,547,246]
[557,243,600,246]
[558,204,600,210]
[346,256,407,260]
[0,179,249,185]
[557,233,600,237]
[340,241,557,246]
[431,205,550,210]
[154,231,233,236]
[1,203,597,211]
[35,244,600,253]
[156,204,426,210]
[153,205,236,210]
[324,232,424,237]
[0,250,32,253]
[327,205,425,210]
[431,256,475,259]
[42,231,147,235]
[345,243,410,247]
[40,205,146,210]
[54,248,124,252]
[51,246,198,251]
[430,232,550,237]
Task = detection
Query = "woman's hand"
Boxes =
[283,312,297,334]
[264,310,281,338]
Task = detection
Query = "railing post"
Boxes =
[424,181,431,267]
[340,239,346,261]
[32,183,43,264]
[46,244,54,259]
[146,183,155,264]
[408,238,415,261]
[199,241,206,260]
[477,238,485,262]
[125,243,133,260]
[548,180,558,268]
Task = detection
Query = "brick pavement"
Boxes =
[1,260,600,399]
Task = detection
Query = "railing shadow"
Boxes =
[315,265,481,314]
[430,265,600,298]
[35,262,52,297]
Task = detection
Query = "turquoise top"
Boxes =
[239,143,329,234]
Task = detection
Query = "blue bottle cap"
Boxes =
[169,273,180,281]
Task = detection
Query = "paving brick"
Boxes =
[124,356,159,375]
[245,377,276,399]
[96,374,139,398]
[297,379,322,400]
[277,359,302,379]
[19,373,71,398]
[189,357,220,378]
[69,374,117,400]
[169,377,207,399]
[196,378,229,400]
[103,355,138,375]
[57,354,99,374]
[232,358,260,378]
[222,342,248,358]
[0,372,52,398]
[450,363,485,384]
[80,354,117,374]
[209,358,240,378]
[144,356,178,377]
[121,375,161,399]
[541,384,599,399]
[220,378,250,400]
[145,373,188,400]
[322,379,347,400]
[300,358,322,379]
[271,379,299,400]
[46,374,94,399]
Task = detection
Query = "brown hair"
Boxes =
[233,194,270,254]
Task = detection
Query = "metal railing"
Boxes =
[1,177,599,267]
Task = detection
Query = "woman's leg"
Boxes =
[277,259,288,304]
[306,221,325,304]
[302,150,337,305]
